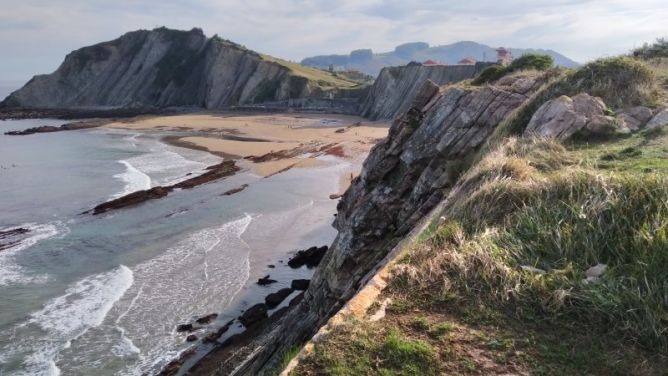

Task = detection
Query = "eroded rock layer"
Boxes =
[360,62,493,120]
[2,28,358,110]
[198,72,550,375]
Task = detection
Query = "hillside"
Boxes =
[0,27,363,111]
[283,56,668,375]
[189,49,668,375]
[302,41,579,76]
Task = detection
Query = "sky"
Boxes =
[0,0,666,82]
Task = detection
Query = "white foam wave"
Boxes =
[111,160,152,199]
[6,265,133,375]
[0,222,65,286]
[29,265,134,337]
[110,137,221,198]
[114,215,252,375]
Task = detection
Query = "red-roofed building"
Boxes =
[457,57,477,65]
[423,59,444,66]
[496,47,513,65]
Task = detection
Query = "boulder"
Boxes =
[524,93,627,139]
[287,245,329,268]
[239,303,268,327]
[264,288,294,308]
[202,320,234,343]
[291,279,310,290]
[257,275,277,286]
[195,313,218,325]
[646,109,668,130]
[186,334,198,342]
[616,106,653,130]
[176,323,193,332]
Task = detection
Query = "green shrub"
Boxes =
[508,53,554,72]
[633,38,668,60]
[472,65,506,85]
[567,56,656,108]
[472,53,554,85]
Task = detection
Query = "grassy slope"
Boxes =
[259,54,361,89]
[291,57,668,376]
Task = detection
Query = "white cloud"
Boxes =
[0,0,666,81]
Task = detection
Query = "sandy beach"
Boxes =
[106,112,389,193]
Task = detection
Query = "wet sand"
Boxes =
[106,112,389,190]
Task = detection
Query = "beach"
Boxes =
[0,113,389,375]
[106,112,389,194]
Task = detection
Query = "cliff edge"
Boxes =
[1,27,363,111]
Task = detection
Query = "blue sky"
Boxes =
[0,0,666,82]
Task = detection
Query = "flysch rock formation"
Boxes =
[1,27,362,111]
[191,71,551,375]
[359,62,494,120]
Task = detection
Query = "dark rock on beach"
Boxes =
[221,184,249,196]
[176,323,193,332]
[291,279,310,290]
[186,334,198,342]
[239,303,268,328]
[257,275,277,286]
[93,187,170,215]
[287,245,329,268]
[195,313,218,325]
[0,227,31,251]
[90,160,238,214]
[264,288,294,308]
[202,320,234,344]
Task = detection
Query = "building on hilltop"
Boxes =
[423,59,446,66]
[496,47,513,65]
[457,57,477,65]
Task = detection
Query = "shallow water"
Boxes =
[0,119,340,375]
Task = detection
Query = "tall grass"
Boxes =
[393,138,668,350]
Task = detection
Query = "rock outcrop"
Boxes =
[524,93,630,139]
[359,62,493,120]
[646,109,668,130]
[91,160,239,214]
[212,72,550,375]
[2,27,361,110]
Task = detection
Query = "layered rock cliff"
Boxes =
[360,62,493,120]
[197,71,551,375]
[1,28,362,110]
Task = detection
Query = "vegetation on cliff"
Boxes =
[473,53,555,85]
[290,52,668,376]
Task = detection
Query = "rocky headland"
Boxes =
[0,27,364,112]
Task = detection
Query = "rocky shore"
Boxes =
[90,160,239,214]
[155,244,330,376]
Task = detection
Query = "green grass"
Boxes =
[294,136,668,375]
[294,323,439,376]
[473,53,554,85]
[260,54,359,89]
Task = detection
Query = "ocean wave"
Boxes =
[114,214,252,375]
[110,136,221,198]
[111,160,152,199]
[5,265,133,376]
[0,222,67,286]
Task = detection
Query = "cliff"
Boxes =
[360,62,493,120]
[182,54,668,375]
[302,41,580,76]
[1,28,363,110]
[192,70,554,375]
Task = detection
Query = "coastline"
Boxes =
[108,112,388,190]
[0,112,388,375]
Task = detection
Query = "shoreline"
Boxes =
[110,112,389,188]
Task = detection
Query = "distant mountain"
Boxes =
[302,41,580,76]
[2,27,361,110]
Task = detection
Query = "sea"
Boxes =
[0,119,342,375]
